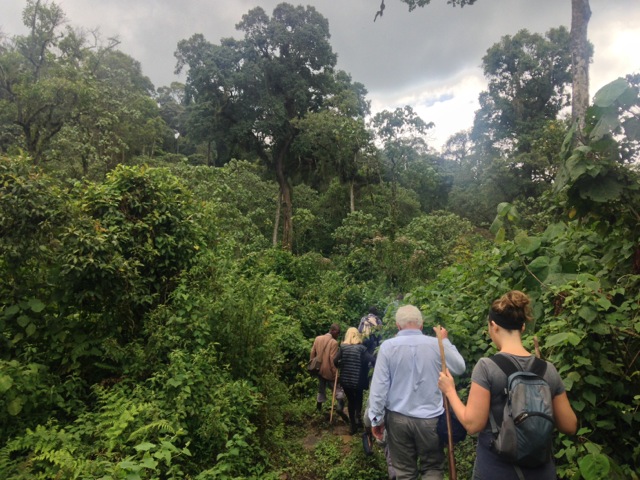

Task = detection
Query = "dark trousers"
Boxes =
[343,387,364,431]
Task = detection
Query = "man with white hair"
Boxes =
[368,305,466,479]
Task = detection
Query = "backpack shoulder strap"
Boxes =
[490,354,548,378]
[529,357,548,378]
[489,354,519,378]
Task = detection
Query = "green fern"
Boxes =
[127,419,176,442]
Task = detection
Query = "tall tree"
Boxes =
[369,106,433,234]
[176,3,344,250]
[291,70,374,213]
[472,28,574,156]
[0,0,165,172]
[0,0,74,163]
[571,0,591,132]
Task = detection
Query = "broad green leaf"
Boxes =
[25,323,36,337]
[134,442,156,452]
[583,390,596,406]
[27,298,45,313]
[572,399,585,412]
[596,297,612,310]
[489,216,502,235]
[4,305,20,317]
[496,202,511,216]
[528,256,549,270]
[542,222,566,241]
[584,443,603,455]
[506,205,519,222]
[545,273,577,285]
[592,78,628,107]
[590,112,620,141]
[584,375,604,386]
[527,257,549,283]
[581,176,623,203]
[140,454,158,469]
[118,460,141,472]
[579,453,610,480]
[17,315,30,328]
[546,332,580,348]
[578,306,597,323]
[7,396,24,416]
[167,377,183,387]
[515,235,541,255]
[565,152,588,180]
[0,375,13,393]
[595,420,616,430]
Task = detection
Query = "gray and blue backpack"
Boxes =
[489,355,555,470]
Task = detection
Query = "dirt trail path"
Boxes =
[301,413,356,451]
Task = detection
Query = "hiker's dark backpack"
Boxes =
[489,355,555,470]
[358,314,379,337]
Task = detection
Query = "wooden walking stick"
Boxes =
[330,370,339,423]
[436,325,457,480]
[534,335,541,358]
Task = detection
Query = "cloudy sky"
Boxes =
[2,0,639,149]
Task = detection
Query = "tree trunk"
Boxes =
[272,193,281,247]
[350,181,355,213]
[571,0,591,134]
[275,154,293,251]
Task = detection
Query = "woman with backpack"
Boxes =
[437,290,577,479]
[334,327,376,435]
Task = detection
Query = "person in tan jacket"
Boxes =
[310,323,341,412]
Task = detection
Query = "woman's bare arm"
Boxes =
[552,392,578,435]
[439,370,491,435]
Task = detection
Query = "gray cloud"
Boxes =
[1,0,638,147]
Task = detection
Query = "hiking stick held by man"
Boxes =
[368,305,465,479]
[436,325,457,480]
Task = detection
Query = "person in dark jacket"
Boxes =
[334,327,376,435]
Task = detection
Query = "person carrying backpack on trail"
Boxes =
[438,290,578,480]
[358,306,382,354]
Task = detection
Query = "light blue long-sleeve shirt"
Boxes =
[368,329,466,426]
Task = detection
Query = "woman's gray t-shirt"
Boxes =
[471,353,566,433]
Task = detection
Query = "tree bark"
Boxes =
[571,0,591,134]
[272,193,281,247]
[350,181,355,213]
[275,153,293,251]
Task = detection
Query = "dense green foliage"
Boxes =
[0,1,639,479]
